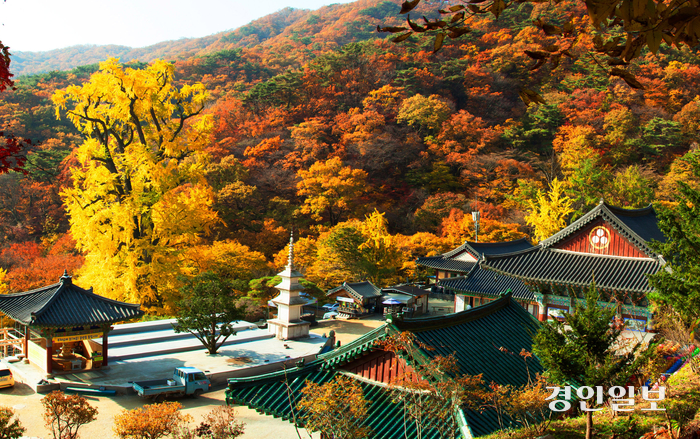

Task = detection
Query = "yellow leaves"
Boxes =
[297,157,368,225]
[54,59,218,312]
[553,124,601,175]
[184,240,268,281]
[0,268,9,295]
[524,178,574,243]
[113,401,192,439]
[152,184,219,246]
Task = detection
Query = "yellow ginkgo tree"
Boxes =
[525,178,574,243]
[53,59,218,313]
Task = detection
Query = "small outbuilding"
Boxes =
[0,271,143,376]
[380,285,430,317]
[326,281,382,318]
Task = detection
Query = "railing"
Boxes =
[0,328,24,357]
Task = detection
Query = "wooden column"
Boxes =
[23,326,29,357]
[537,305,546,322]
[102,330,109,366]
[46,337,53,375]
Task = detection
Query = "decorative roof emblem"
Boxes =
[589,226,611,250]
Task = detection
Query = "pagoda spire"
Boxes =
[287,230,295,271]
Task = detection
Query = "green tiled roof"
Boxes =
[227,294,544,438]
[319,324,389,369]
[397,297,543,436]
[482,247,663,293]
[226,363,452,439]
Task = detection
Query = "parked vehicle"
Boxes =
[0,366,13,389]
[132,367,210,401]
[322,303,339,311]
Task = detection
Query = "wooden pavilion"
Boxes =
[0,271,143,376]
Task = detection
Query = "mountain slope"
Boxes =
[10,1,405,76]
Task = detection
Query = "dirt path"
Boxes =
[309,315,385,346]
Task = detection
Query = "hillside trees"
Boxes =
[649,150,700,328]
[382,0,700,96]
[297,156,369,226]
[52,59,218,313]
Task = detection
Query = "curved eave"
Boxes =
[481,258,661,294]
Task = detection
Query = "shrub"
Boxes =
[113,401,192,439]
[0,406,25,439]
[41,391,97,439]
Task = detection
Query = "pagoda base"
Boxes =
[267,319,310,340]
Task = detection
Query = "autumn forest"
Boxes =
[0,0,698,315]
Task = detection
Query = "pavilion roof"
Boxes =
[381,285,430,297]
[226,293,543,438]
[439,264,534,301]
[327,281,382,300]
[416,238,533,273]
[0,272,143,327]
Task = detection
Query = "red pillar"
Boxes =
[102,331,108,367]
[46,338,53,375]
[23,326,29,358]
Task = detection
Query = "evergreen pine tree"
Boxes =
[532,285,652,439]
[648,151,700,329]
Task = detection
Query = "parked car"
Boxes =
[0,366,14,389]
[322,303,339,311]
[323,311,339,320]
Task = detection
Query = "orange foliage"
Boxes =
[439,209,527,246]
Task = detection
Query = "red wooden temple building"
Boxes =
[419,201,665,330]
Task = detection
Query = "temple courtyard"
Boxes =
[0,315,396,439]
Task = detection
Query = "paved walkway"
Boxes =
[8,332,327,391]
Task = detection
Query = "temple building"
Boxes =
[326,281,382,318]
[226,292,542,438]
[419,202,665,330]
[267,234,311,340]
[0,271,143,376]
[417,239,537,315]
[417,239,534,281]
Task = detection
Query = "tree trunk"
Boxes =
[586,407,593,439]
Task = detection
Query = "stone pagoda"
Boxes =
[267,233,310,340]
